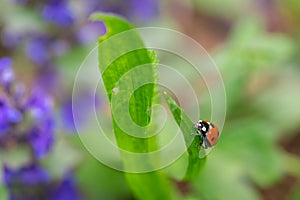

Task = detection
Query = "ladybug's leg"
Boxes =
[191,132,201,136]
[202,140,211,149]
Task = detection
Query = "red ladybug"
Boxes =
[194,120,219,149]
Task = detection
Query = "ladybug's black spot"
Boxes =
[211,137,215,141]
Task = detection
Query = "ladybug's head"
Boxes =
[194,120,210,136]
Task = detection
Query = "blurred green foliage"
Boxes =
[189,16,300,199]
[1,0,300,199]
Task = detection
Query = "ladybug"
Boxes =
[193,120,219,149]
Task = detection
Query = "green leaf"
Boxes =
[164,92,206,181]
[92,13,173,200]
[0,183,8,200]
[218,120,284,187]
[0,163,8,200]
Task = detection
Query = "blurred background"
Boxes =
[0,0,300,199]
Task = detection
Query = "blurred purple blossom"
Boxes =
[42,0,75,27]
[0,58,82,199]
[61,99,78,132]
[0,101,9,136]
[3,164,50,187]
[25,34,72,67]
[86,0,159,24]
[25,90,55,158]
[0,58,55,158]
[3,164,81,200]
[0,57,14,88]
[0,99,22,131]
[61,89,100,133]
[49,174,82,200]
[0,98,21,136]
[1,30,23,49]
[35,66,62,94]
[128,0,159,23]
[27,121,54,159]
[76,21,106,44]
[26,90,54,122]
[25,36,51,66]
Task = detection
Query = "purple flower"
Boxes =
[25,36,70,67]
[0,98,22,137]
[25,36,50,66]
[86,0,159,24]
[1,30,23,49]
[128,0,159,23]
[0,60,55,158]
[0,100,10,136]
[26,91,55,158]
[76,21,106,44]
[61,90,100,133]
[49,175,81,200]
[2,164,81,200]
[27,121,54,159]
[61,99,77,132]
[3,165,48,200]
[3,164,50,187]
[35,66,62,94]
[0,57,14,88]
[26,90,53,122]
[42,0,74,27]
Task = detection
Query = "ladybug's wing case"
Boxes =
[206,127,219,147]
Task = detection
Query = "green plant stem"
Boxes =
[164,92,206,181]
